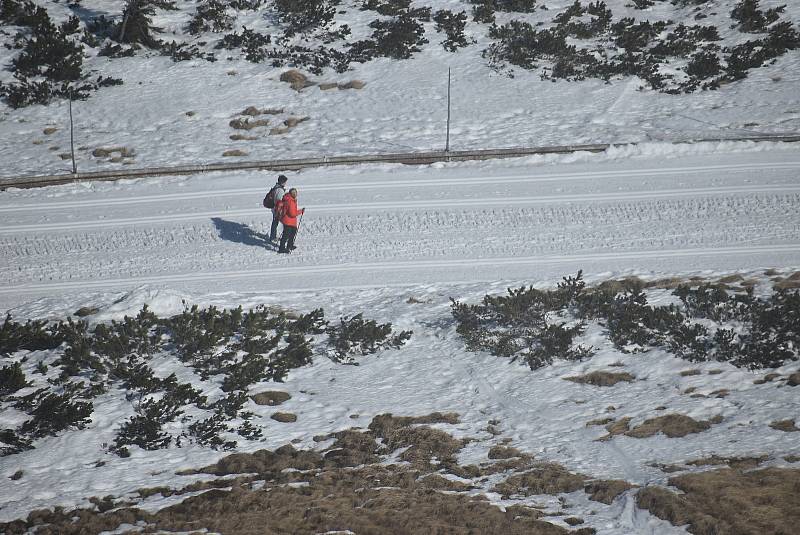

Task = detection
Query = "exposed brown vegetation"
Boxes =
[250,391,291,406]
[787,372,800,387]
[493,463,587,497]
[43,127,57,135]
[339,80,366,89]
[564,371,635,386]
[229,118,270,130]
[269,126,289,135]
[92,146,134,158]
[686,455,768,471]
[229,134,258,141]
[600,414,716,440]
[754,372,781,384]
[488,445,528,459]
[626,414,713,438]
[318,82,338,90]
[774,271,800,289]
[680,369,702,377]
[584,479,635,504]
[240,106,283,116]
[271,412,297,423]
[769,419,799,432]
[283,116,309,128]
[2,414,586,535]
[222,149,248,157]
[280,69,313,90]
[585,417,614,427]
[636,467,800,535]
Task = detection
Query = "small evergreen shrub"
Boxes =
[0,362,29,398]
[467,0,537,14]
[117,0,177,48]
[0,429,32,456]
[275,0,338,37]
[471,2,495,24]
[188,0,233,34]
[326,314,412,363]
[349,14,428,61]
[0,314,62,355]
[731,0,784,33]
[16,385,93,439]
[433,10,471,52]
[215,27,272,62]
[186,414,236,450]
[451,272,593,369]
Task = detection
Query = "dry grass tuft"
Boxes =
[229,118,270,130]
[339,80,366,90]
[680,369,702,377]
[769,419,799,432]
[269,126,290,135]
[787,372,800,387]
[686,455,768,471]
[597,417,632,440]
[280,69,314,90]
[564,371,635,386]
[493,463,587,497]
[43,127,57,135]
[754,372,781,384]
[637,467,800,535]
[585,417,614,427]
[710,389,729,398]
[645,277,685,289]
[718,274,744,284]
[283,116,310,128]
[785,455,800,463]
[488,445,528,460]
[229,134,258,141]
[584,479,635,504]
[626,414,712,438]
[318,82,338,90]
[222,149,247,157]
[92,147,134,158]
[271,412,297,423]
[707,369,724,375]
[250,391,290,406]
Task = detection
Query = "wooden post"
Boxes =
[69,89,77,174]
[445,67,451,153]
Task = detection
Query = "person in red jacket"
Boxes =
[277,188,305,254]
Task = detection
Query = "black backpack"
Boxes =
[263,184,281,209]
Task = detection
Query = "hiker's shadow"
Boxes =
[212,218,272,249]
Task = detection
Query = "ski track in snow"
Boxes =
[2,151,800,307]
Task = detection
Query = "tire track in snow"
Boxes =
[2,244,798,295]
[1,160,798,213]
[2,184,799,235]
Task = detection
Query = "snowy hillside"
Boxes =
[0,0,799,177]
[1,0,800,533]
[2,141,800,534]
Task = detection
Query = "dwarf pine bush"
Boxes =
[0,362,29,398]
[326,314,412,363]
[433,10,471,52]
[451,272,593,369]
[453,273,799,370]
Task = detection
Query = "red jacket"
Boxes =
[279,195,303,227]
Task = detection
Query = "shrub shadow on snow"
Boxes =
[211,217,271,249]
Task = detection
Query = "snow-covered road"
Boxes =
[2,143,800,311]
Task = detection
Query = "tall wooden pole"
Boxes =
[445,68,451,153]
[69,90,77,174]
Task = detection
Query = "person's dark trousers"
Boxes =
[278,225,297,253]
[269,213,281,242]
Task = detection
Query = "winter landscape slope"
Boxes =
[2,0,800,533]
[0,0,799,176]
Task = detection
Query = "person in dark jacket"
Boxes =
[278,188,305,254]
[268,175,288,244]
